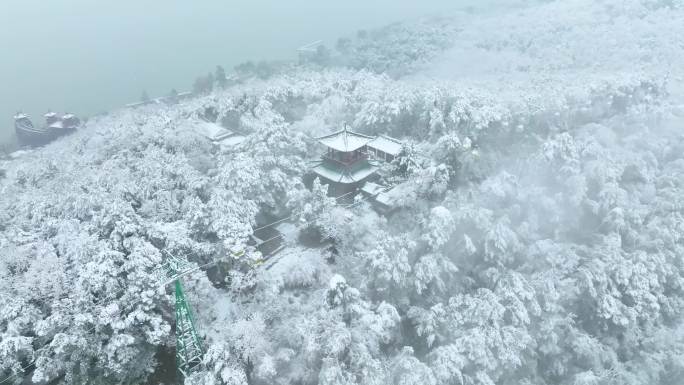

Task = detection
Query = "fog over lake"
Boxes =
[0,0,502,145]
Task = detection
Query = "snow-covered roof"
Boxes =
[312,160,379,184]
[375,191,396,207]
[361,182,385,196]
[218,135,246,148]
[192,120,235,142]
[368,135,403,156]
[374,185,400,208]
[317,126,375,152]
[49,121,64,129]
[360,182,398,209]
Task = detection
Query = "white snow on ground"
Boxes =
[275,222,298,244]
[260,247,329,289]
[205,296,239,340]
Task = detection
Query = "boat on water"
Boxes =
[14,111,80,146]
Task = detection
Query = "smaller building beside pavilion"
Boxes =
[367,135,403,162]
[188,119,246,148]
[360,181,400,215]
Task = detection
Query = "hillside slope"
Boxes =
[2,1,684,384]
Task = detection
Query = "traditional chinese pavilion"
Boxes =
[311,126,380,197]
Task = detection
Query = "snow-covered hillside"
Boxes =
[2,1,684,384]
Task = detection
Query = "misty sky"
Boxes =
[0,0,492,145]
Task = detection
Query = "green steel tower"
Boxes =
[174,279,204,378]
[162,254,205,380]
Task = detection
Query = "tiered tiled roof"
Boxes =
[316,126,374,152]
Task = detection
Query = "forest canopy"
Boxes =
[2,1,684,385]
